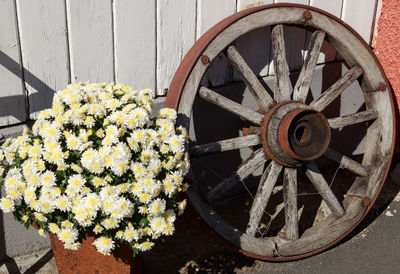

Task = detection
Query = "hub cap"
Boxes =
[262,101,331,166]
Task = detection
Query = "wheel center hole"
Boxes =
[294,123,311,145]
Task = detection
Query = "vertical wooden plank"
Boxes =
[307,0,342,64]
[341,0,377,44]
[0,0,26,126]
[371,0,382,48]
[157,0,196,95]
[196,0,236,38]
[270,0,308,75]
[114,0,156,92]
[197,0,236,87]
[310,0,342,17]
[16,0,69,119]
[237,0,273,10]
[233,0,273,81]
[67,0,114,83]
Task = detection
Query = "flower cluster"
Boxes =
[0,83,189,256]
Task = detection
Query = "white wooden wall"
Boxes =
[0,0,379,126]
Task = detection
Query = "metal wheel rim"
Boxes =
[165,4,396,260]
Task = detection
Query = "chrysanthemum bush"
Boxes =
[0,82,189,256]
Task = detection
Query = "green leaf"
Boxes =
[24,222,30,229]
[139,217,149,227]
[132,247,139,257]
[113,245,121,261]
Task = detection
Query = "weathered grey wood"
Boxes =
[67,0,114,82]
[198,87,264,125]
[305,161,346,217]
[324,148,369,177]
[18,0,69,118]
[246,162,282,236]
[264,102,311,166]
[0,0,26,126]
[226,45,275,112]
[197,1,236,86]
[341,0,377,44]
[190,134,261,157]
[114,0,156,92]
[207,148,268,204]
[310,66,363,112]
[293,31,325,102]
[176,6,394,257]
[188,185,276,257]
[271,25,291,103]
[277,196,365,256]
[283,167,298,240]
[328,109,378,129]
[157,0,196,95]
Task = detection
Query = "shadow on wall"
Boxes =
[0,212,20,273]
[0,51,56,272]
[0,50,56,120]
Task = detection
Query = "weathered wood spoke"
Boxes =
[246,161,283,236]
[271,24,291,103]
[207,148,268,204]
[226,45,275,112]
[283,167,299,240]
[190,134,261,157]
[323,147,369,177]
[293,31,326,102]
[198,86,264,125]
[328,109,378,129]
[310,66,363,112]
[305,161,346,217]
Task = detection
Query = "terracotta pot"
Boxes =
[49,234,142,274]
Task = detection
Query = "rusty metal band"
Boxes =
[166,3,397,261]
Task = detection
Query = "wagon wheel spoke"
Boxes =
[168,4,396,260]
[323,147,369,177]
[271,24,291,103]
[246,161,283,236]
[283,167,299,240]
[190,134,261,157]
[293,31,326,102]
[226,45,275,112]
[199,86,264,125]
[207,148,268,204]
[305,161,346,217]
[310,66,363,112]
[328,109,378,129]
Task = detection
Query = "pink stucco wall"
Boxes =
[373,0,400,144]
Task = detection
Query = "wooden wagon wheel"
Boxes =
[165,4,395,260]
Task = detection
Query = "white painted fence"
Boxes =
[0,0,379,127]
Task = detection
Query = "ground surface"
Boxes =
[0,161,399,274]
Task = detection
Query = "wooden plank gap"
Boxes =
[154,0,158,97]
[65,0,75,82]
[111,0,117,83]
[13,0,29,121]
[63,0,72,84]
[369,0,380,47]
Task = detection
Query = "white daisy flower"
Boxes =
[41,171,56,188]
[137,240,154,252]
[148,198,166,216]
[58,227,79,245]
[0,197,15,213]
[93,236,115,255]
[56,196,71,212]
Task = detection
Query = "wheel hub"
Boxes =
[262,101,331,166]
